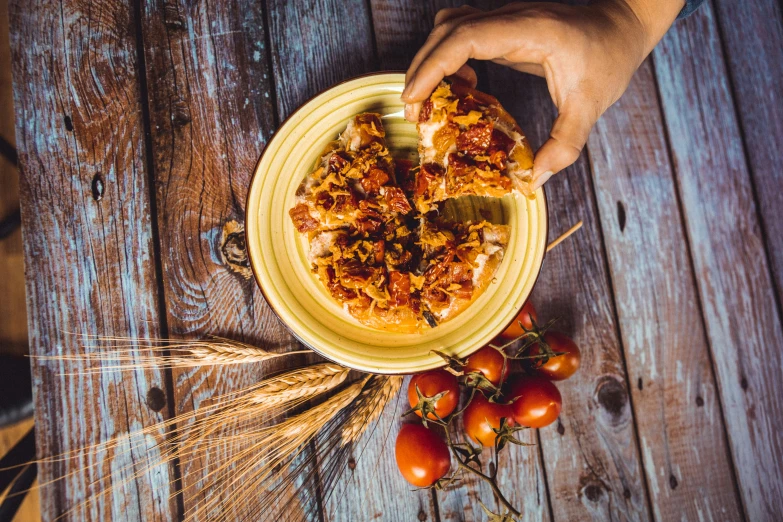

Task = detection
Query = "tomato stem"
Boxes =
[443,425,522,518]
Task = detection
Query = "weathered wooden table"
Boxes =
[9,0,783,520]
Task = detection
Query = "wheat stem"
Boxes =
[340,375,403,445]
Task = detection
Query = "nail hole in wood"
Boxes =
[584,484,603,502]
[64,115,73,131]
[669,474,679,490]
[595,376,628,423]
[695,396,704,407]
[171,98,191,127]
[623,488,631,499]
[418,511,427,521]
[637,377,643,391]
[146,386,166,412]
[617,200,626,232]
[91,173,104,201]
[556,419,565,435]
[740,377,748,390]
[347,456,356,470]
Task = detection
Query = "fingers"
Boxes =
[453,63,478,88]
[403,17,550,103]
[405,6,482,86]
[530,101,597,189]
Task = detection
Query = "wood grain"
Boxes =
[0,0,26,357]
[324,377,438,522]
[654,3,783,518]
[137,0,313,519]
[588,58,742,521]
[712,0,783,319]
[484,64,652,521]
[0,0,15,145]
[367,1,553,519]
[267,0,377,121]
[266,2,442,520]
[9,1,178,520]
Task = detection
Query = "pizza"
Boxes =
[412,80,535,213]
[289,86,526,333]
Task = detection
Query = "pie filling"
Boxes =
[288,82,533,333]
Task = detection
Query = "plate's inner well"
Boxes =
[246,74,546,373]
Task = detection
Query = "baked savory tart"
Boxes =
[412,80,535,213]
[290,100,520,333]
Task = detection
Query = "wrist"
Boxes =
[594,0,684,56]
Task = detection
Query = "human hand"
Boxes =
[402,1,684,189]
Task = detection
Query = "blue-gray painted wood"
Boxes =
[265,1,440,520]
[588,57,742,520]
[137,0,315,519]
[713,0,783,319]
[654,3,783,518]
[484,65,651,522]
[9,1,178,520]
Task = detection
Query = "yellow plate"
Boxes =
[246,72,547,374]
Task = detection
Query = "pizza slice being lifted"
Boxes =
[411,80,535,213]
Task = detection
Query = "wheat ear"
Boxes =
[242,363,350,407]
[340,375,403,445]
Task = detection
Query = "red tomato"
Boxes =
[499,300,538,340]
[462,393,513,447]
[528,331,581,381]
[507,376,562,428]
[395,423,451,487]
[408,370,459,419]
[464,345,510,386]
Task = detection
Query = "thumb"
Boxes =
[530,101,596,190]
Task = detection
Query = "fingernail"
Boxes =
[531,170,554,191]
[401,76,416,101]
[404,104,415,122]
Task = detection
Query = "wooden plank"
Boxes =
[653,3,783,518]
[265,2,440,520]
[712,0,783,317]
[9,1,178,520]
[0,0,15,145]
[587,58,742,520]
[267,0,377,120]
[323,376,438,521]
[0,0,26,357]
[136,0,314,519]
[367,1,553,519]
[483,64,652,521]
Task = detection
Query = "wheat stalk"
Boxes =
[185,375,371,522]
[37,335,310,372]
[340,375,403,445]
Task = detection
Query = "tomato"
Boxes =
[507,376,562,428]
[462,393,513,447]
[408,369,459,419]
[499,300,538,340]
[464,345,509,386]
[395,423,451,487]
[527,331,581,381]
